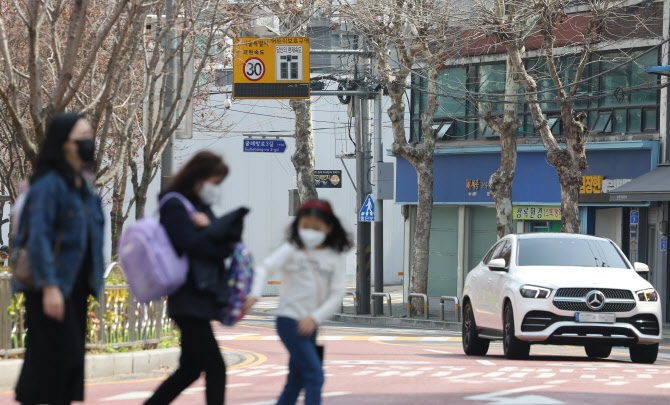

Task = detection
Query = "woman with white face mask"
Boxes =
[146,151,246,405]
[244,200,352,405]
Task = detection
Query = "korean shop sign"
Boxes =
[233,37,310,99]
[581,175,603,194]
[514,206,562,221]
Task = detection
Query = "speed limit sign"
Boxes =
[243,58,265,81]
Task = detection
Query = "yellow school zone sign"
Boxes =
[233,37,310,99]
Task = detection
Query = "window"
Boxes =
[483,242,504,265]
[547,117,560,134]
[412,49,659,141]
[482,126,499,139]
[591,112,612,133]
[495,241,513,268]
[517,237,630,268]
[433,121,454,139]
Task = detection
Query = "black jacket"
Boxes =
[159,192,247,322]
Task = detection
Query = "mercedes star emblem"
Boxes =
[585,290,606,311]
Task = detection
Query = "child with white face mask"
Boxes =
[244,200,352,405]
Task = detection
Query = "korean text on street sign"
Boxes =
[359,195,375,222]
[630,210,639,224]
[662,236,668,252]
[233,37,310,99]
[243,139,287,153]
[513,205,562,221]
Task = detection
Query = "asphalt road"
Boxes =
[2,299,670,404]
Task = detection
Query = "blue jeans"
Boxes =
[276,317,323,405]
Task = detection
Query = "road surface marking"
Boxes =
[240,391,349,405]
[353,370,375,376]
[477,360,496,366]
[376,371,401,377]
[509,373,528,378]
[606,381,629,386]
[538,373,556,378]
[431,371,453,377]
[424,349,452,354]
[655,382,670,388]
[580,375,596,379]
[482,372,505,378]
[401,371,425,377]
[638,374,652,378]
[464,385,564,404]
[446,372,482,379]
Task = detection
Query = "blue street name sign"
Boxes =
[630,210,639,225]
[243,139,287,153]
[662,236,668,252]
[359,194,375,222]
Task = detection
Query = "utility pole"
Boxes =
[356,90,372,315]
[373,91,384,315]
[160,0,175,190]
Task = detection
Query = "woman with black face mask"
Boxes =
[13,112,105,405]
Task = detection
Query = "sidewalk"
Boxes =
[0,344,247,392]
[332,285,670,345]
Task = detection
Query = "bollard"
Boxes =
[371,292,392,317]
[439,296,460,322]
[407,293,429,320]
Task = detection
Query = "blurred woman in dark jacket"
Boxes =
[14,112,105,405]
[145,151,244,405]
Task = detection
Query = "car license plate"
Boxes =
[575,312,616,323]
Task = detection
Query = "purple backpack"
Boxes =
[118,193,196,303]
[222,243,254,326]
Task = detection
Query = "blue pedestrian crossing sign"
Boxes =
[359,194,375,222]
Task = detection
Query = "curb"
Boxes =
[332,314,670,347]
[0,348,246,392]
[331,313,461,331]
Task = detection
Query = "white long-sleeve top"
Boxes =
[250,242,347,325]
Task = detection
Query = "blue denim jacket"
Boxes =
[14,171,105,298]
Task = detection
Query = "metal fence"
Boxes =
[0,263,175,359]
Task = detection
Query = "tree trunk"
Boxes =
[487,57,519,239]
[110,152,129,257]
[557,167,582,233]
[290,99,318,203]
[489,129,517,238]
[409,154,434,314]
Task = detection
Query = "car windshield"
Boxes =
[517,238,630,268]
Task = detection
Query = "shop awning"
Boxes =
[609,164,670,202]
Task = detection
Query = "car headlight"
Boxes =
[637,288,658,302]
[520,285,552,299]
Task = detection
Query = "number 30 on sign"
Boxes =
[243,58,265,81]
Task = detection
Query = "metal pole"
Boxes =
[373,92,384,315]
[160,0,175,190]
[356,94,372,315]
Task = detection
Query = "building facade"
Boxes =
[398,2,670,319]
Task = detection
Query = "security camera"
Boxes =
[223,98,232,109]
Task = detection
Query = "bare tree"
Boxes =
[474,0,662,232]
[0,0,154,200]
[341,0,459,313]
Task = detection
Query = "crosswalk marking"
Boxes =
[538,373,556,379]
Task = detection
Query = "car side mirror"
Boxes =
[488,258,507,271]
[634,262,650,278]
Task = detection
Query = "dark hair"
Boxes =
[288,199,353,253]
[31,112,83,187]
[167,151,229,199]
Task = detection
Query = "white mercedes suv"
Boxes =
[461,233,662,363]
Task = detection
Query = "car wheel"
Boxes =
[503,303,530,360]
[462,301,490,356]
[584,344,612,359]
[629,343,658,364]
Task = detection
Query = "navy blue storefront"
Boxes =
[395,141,661,301]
